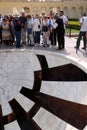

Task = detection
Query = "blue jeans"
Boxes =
[15,31,21,48]
[33,31,40,44]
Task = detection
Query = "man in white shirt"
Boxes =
[76,12,87,50]
[59,11,68,29]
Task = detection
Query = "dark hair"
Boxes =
[60,11,64,15]
[83,12,87,16]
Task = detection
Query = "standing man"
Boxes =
[33,14,41,46]
[55,15,65,50]
[59,11,68,49]
[75,12,87,50]
[13,17,22,48]
[0,14,2,44]
[19,12,27,44]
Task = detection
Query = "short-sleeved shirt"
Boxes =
[60,15,68,29]
[80,16,87,32]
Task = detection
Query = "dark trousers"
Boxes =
[49,29,56,45]
[15,31,21,48]
[33,31,40,44]
[57,31,64,49]
[76,31,86,48]
[0,27,2,44]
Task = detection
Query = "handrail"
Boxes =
[66,26,79,38]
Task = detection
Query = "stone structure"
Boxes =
[0,0,87,18]
[0,49,87,130]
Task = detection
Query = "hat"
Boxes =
[53,14,58,19]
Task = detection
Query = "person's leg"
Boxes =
[29,33,34,45]
[0,27,2,44]
[33,31,36,44]
[56,33,61,50]
[21,29,26,43]
[16,31,21,48]
[61,30,65,49]
[83,32,86,49]
[53,29,56,45]
[49,31,53,45]
[76,32,83,49]
[37,31,40,44]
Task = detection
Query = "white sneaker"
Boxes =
[34,43,38,47]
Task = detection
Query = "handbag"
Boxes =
[27,28,32,34]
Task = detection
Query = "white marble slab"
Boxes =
[83,126,87,130]
[45,53,71,68]
[0,51,41,103]
[40,81,87,105]
[4,120,20,130]
[33,107,77,130]
[15,93,34,112]
[65,124,78,130]
[1,94,12,116]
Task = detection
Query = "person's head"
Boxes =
[83,12,87,16]
[35,14,40,19]
[21,12,25,17]
[2,18,8,24]
[53,14,58,20]
[59,11,64,16]
[43,15,48,21]
[27,14,31,19]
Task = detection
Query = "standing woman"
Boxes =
[2,17,12,45]
[33,14,41,46]
[41,16,49,47]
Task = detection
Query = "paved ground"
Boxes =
[0,36,87,63]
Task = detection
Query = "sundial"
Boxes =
[0,50,87,130]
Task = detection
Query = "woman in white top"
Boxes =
[33,14,41,46]
[41,16,49,47]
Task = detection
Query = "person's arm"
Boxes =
[80,17,84,26]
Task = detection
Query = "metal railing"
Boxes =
[65,26,79,38]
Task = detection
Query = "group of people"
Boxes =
[0,10,68,49]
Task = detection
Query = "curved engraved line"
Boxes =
[33,71,42,94]
[32,54,48,94]
[36,54,48,69]
[36,54,87,81]
[20,87,87,130]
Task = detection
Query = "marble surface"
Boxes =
[33,107,78,130]
[0,49,87,130]
[4,120,20,130]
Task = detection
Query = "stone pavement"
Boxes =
[0,36,87,130]
[1,36,87,63]
[58,36,87,62]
